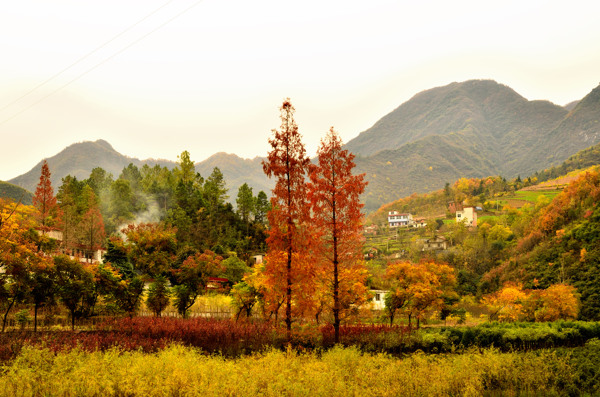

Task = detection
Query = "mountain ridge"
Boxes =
[6,140,272,201]
[5,79,600,213]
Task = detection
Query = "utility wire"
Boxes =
[0,0,174,115]
[0,0,203,127]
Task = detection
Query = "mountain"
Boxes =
[348,80,600,211]
[0,181,33,205]
[564,100,580,111]
[196,152,272,196]
[7,80,600,213]
[7,140,272,201]
[8,140,174,193]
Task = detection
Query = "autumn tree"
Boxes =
[171,250,224,317]
[385,260,457,328]
[119,223,177,277]
[483,283,527,322]
[307,127,368,343]
[0,200,48,332]
[33,160,61,232]
[262,99,311,339]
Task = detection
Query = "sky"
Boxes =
[1,0,600,182]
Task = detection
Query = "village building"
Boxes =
[370,289,388,310]
[387,211,413,227]
[422,236,448,251]
[363,224,379,235]
[456,206,478,227]
[35,228,105,264]
[412,217,427,228]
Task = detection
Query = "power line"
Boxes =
[0,0,203,127]
[0,0,174,115]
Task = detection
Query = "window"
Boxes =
[375,293,381,301]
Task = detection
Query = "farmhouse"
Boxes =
[422,236,448,251]
[387,211,413,227]
[35,228,105,264]
[456,206,478,227]
[371,289,387,310]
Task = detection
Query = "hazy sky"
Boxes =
[1,0,600,181]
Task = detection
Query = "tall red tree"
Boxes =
[262,99,311,339]
[33,160,61,232]
[308,127,368,343]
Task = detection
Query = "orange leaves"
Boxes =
[483,282,580,322]
[532,284,579,321]
[533,170,600,235]
[176,250,224,288]
[32,160,61,231]
[385,260,457,325]
[482,283,527,322]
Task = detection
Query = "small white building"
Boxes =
[456,206,478,227]
[388,211,413,228]
[371,290,388,310]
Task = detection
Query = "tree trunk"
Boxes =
[2,296,16,332]
[34,303,39,333]
[285,242,292,343]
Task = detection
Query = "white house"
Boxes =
[456,206,478,227]
[388,211,413,228]
[371,289,388,310]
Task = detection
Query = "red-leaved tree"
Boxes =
[262,99,311,340]
[33,160,61,232]
[308,127,368,343]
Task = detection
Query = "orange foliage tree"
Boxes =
[482,283,527,322]
[0,200,52,332]
[532,284,579,321]
[385,260,457,328]
[262,99,311,339]
[485,282,580,322]
[308,127,369,342]
[33,160,62,232]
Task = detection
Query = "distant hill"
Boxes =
[534,140,600,182]
[8,140,174,193]
[564,100,580,111]
[7,140,272,201]
[0,181,33,205]
[348,80,600,211]
[196,152,272,196]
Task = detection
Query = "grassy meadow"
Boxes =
[2,342,599,397]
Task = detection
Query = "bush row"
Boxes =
[2,318,600,363]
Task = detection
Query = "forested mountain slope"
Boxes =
[349,80,600,211]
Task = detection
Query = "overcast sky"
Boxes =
[1,0,600,181]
